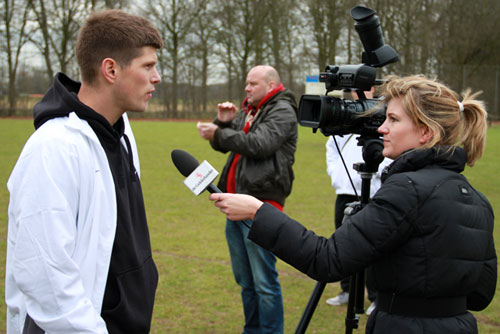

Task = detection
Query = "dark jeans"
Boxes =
[335,194,377,302]
[225,218,284,334]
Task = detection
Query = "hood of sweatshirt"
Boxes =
[33,72,124,142]
[34,72,86,130]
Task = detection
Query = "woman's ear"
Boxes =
[419,125,434,145]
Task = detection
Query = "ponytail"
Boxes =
[459,89,488,166]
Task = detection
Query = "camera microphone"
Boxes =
[171,149,222,194]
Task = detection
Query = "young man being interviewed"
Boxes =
[6,9,162,334]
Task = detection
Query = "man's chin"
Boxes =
[128,105,148,113]
[247,99,258,107]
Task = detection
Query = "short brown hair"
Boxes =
[76,9,163,84]
[381,75,488,166]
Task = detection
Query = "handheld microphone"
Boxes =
[171,149,222,194]
[171,149,251,229]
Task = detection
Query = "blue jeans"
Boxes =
[225,218,284,334]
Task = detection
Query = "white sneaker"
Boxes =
[326,292,349,306]
[366,301,376,315]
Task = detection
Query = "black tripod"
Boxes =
[295,135,384,334]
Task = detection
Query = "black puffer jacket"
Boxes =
[211,89,298,205]
[248,147,496,333]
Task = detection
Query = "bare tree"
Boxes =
[434,0,500,80]
[86,0,129,8]
[28,0,92,81]
[1,0,499,119]
[306,0,350,72]
[142,0,206,115]
[212,0,237,100]
[412,0,437,75]
[188,0,217,112]
[212,0,271,101]
[1,0,32,115]
[383,1,425,75]
[264,0,306,93]
[265,0,296,76]
[248,0,269,66]
[103,0,128,8]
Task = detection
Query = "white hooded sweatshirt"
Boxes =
[6,112,139,334]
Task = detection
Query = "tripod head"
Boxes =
[354,135,384,174]
[353,135,384,204]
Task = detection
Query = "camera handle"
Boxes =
[295,136,384,334]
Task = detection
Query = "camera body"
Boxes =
[299,94,385,137]
[298,6,398,137]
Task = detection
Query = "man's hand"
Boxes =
[217,101,237,123]
[197,122,218,141]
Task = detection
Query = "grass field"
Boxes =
[0,118,499,333]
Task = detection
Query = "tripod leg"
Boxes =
[295,281,326,334]
[345,274,360,334]
[355,270,365,314]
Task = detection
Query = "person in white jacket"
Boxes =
[6,9,163,334]
[324,89,392,315]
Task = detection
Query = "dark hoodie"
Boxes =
[32,73,158,334]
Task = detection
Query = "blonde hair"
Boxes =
[380,75,488,166]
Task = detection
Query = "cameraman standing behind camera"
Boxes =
[209,75,496,334]
[197,65,298,334]
[325,88,392,315]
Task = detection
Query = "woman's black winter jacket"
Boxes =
[248,147,497,334]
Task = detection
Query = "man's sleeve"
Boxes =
[8,133,108,333]
[214,102,297,158]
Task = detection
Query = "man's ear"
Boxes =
[419,125,434,145]
[101,58,118,83]
[267,80,277,91]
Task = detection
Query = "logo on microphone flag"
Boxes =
[183,160,219,195]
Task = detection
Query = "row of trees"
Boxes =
[1,0,500,119]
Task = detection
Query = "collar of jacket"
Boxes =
[242,83,285,115]
[381,146,466,182]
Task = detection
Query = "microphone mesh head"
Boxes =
[171,149,200,177]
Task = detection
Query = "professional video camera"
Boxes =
[298,5,398,137]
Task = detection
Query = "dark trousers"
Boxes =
[23,315,43,334]
[335,194,377,302]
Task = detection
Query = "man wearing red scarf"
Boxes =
[197,65,297,334]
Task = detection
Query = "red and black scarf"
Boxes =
[226,83,285,211]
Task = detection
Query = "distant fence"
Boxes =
[0,108,217,121]
[1,64,499,122]
[0,108,32,118]
[437,64,499,121]
[128,110,217,121]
